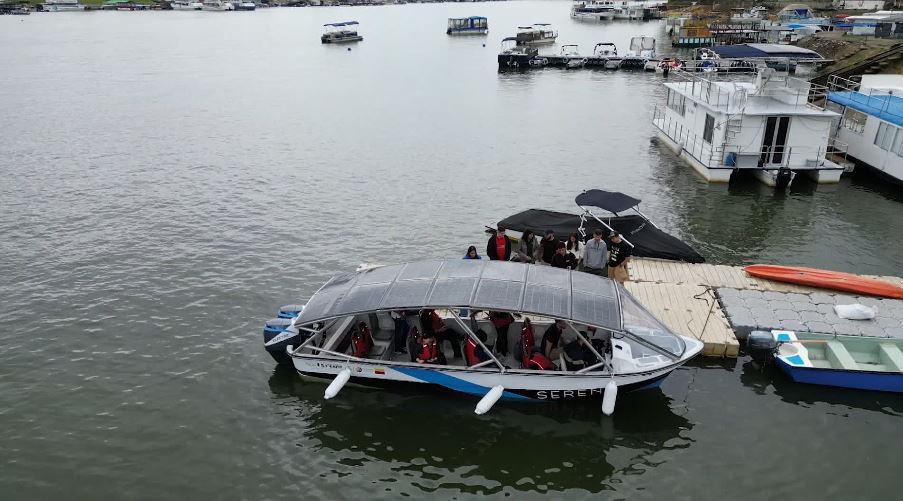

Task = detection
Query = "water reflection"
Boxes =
[268,366,693,495]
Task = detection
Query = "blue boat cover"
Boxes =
[828,91,903,128]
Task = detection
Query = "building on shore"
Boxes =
[652,68,847,187]
[827,74,903,186]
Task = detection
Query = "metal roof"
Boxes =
[828,91,903,128]
[324,21,359,27]
[297,260,623,331]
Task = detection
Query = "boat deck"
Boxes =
[626,258,903,358]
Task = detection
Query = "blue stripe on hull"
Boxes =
[393,367,531,400]
[777,360,903,393]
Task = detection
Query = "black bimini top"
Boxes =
[297,260,622,331]
[574,189,641,214]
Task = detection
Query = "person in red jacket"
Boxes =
[486,226,512,261]
[416,332,440,364]
[464,330,491,366]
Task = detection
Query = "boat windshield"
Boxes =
[617,284,685,358]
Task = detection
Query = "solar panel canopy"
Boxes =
[298,260,622,330]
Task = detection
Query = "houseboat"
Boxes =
[234,1,256,10]
[447,16,488,36]
[515,24,558,45]
[201,0,233,10]
[612,0,667,20]
[171,0,203,9]
[827,74,903,186]
[571,0,616,21]
[42,0,84,11]
[652,68,848,187]
[266,259,704,415]
[322,21,363,44]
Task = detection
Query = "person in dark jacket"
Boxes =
[550,242,578,269]
[486,226,512,261]
[607,231,633,283]
[540,230,558,264]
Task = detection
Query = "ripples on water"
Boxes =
[1,3,902,499]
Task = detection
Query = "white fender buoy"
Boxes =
[324,368,351,400]
[601,380,618,416]
[474,385,505,415]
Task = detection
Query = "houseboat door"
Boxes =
[759,116,791,166]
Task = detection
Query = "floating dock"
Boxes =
[627,258,903,358]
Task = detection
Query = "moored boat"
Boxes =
[171,0,203,10]
[447,16,488,36]
[571,0,616,21]
[619,36,657,71]
[270,259,704,414]
[748,330,903,393]
[201,0,233,11]
[515,23,557,45]
[498,37,541,69]
[322,21,363,44]
[233,1,255,10]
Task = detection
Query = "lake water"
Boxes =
[1,3,902,499]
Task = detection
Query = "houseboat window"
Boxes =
[894,128,903,157]
[703,114,715,144]
[667,90,685,116]
[842,108,867,134]
[874,122,898,151]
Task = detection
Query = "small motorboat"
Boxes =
[515,23,557,45]
[619,36,656,71]
[748,330,903,393]
[657,57,683,73]
[744,265,903,299]
[270,259,704,414]
[593,42,621,69]
[321,21,363,44]
[492,189,706,263]
[560,44,587,69]
[447,16,488,36]
[498,37,541,69]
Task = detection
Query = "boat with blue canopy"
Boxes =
[447,16,488,36]
[322,21,363,44]
[263,259,704,415]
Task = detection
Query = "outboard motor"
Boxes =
[746,330,777,363]
[775,168,793,190]
[263,316,313,367]
[278,304,306,319]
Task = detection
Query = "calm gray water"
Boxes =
[1,3,902,499]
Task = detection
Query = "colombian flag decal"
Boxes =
[374,368,386,375]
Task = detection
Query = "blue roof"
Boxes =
[828,91,903,128]
[712,43,821,59]
[324,21,359,27]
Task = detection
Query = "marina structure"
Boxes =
[652,69,848,187]
[827,74,903,186]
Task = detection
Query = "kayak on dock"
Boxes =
[744,264,903,299]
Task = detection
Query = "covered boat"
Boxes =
[495,190,705,263]
[769,331,903,393]
[447,16,488,36]
[321,21,363,44]
[271,259,704,414]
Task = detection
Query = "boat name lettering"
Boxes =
[316,362,344,369]
[536,388,603,400]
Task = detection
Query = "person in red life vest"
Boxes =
[464,329,491,366]
[416,332,440,364]
[485,226,512,261]
[420,309,462,359]
[351,321,373,358]
[488,311,514,356]
[520,318,554,370]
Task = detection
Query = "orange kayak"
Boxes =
[744,264,903,299]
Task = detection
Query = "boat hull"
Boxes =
[498,53,537,68]
[776,358,903,393]
[292,355,687,401]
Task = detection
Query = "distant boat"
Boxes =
[42,0,85,11]
[571,0,616,21]
[201,0,233,11]
[321,21,363,44]
[447,16,488,36]
[233,1,256,10]
[750,330,903,393]
[515,23,557,45]
[171,0,204,9]
[560,45,587,69]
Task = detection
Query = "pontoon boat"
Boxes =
[322,21,363,44]
[571,0,616,21]
[515,23,558,45]
[447,16,488,36]
[266,259,704,415]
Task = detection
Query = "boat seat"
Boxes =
[878,343,903,372]
[371,338,392,360]
[825,341,859,371]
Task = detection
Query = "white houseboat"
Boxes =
[571,0,617,21]
[827,74,903,186]
[172,0,204,9]
[42,0,84,11]
[515,24,558,45]
[652,69,848,187]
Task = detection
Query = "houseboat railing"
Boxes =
[827,74,903,120]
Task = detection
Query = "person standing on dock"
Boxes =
[581,228,608,277]
[486,226,512,261]
[606,232,632,283]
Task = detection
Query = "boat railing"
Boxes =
[652,106,720,169]
[827,74,903,121]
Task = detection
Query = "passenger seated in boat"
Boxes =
[541,319,567,361]
[464,329,491,366]
[421,309,463,360]
[521,318,554,370]
[351,321,374,358]
[416,332,442,365]
[407,325,422,362]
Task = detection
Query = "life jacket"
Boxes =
[464,338,479,366]
[526,353,554,371]
[417,340,439,363]
[520,322,536,368]
[430,311,445,332]
[351,322,373,358]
